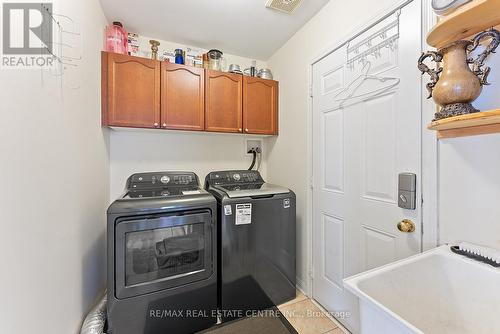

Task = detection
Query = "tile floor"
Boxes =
[278,291,349,334]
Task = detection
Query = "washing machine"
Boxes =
[107,171,217,334]
[205,170,296,322]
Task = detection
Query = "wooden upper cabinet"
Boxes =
[102,52,160,128]
[102,53,279,136]
[243,77,278,135]
[161,62,205,131]
[205,70,243,133]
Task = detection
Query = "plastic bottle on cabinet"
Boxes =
[105,22,128,55]
[174,49,184,64]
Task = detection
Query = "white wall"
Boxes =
[265,0,402,291]
[438,51,500,249]
[439,134,500,248]
[108,36,268,200]
[109,129,267,200]
[0,0,108,333]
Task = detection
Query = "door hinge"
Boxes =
[309,85,313,98]
[308,269,314,280]
[309,177,314,190]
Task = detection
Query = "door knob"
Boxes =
[153,123,159,128]
[162,123,167,128]
[397,219,415,233]
[245,128,249,133]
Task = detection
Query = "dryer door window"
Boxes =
[125,223,205,286]
[115,211,214,299]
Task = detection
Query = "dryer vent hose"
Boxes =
[80,292,107,334]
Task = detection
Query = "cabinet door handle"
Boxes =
[238,128,242,132]
[154,123,159,128]
[245,128,249,133]
[162,123,167,128]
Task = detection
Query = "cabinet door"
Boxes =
[161,63,205,131]
[103,52,160,128]
[205,70,243,133]
[243,77,278,135]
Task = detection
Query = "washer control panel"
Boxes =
[208,170,263,186]
[128,172,198,189]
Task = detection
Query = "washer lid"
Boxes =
[216,182,290,198]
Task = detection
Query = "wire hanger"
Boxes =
[331,59,400,109]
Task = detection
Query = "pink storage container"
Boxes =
[105,22,128,55]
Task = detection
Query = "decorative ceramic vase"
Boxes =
[149,40,160,60]
[418,29,500,120]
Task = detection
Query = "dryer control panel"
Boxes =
[207,170,264,186]
[127,172,199,189]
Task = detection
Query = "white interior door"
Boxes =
[311,2,422,333]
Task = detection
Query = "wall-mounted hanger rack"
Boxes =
[325,9,402,110]
[331,60,400,109]
[346,9,401,69]
[40,4,82,71]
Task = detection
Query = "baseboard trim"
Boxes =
[311,299,351,334]
[295,276,308,297]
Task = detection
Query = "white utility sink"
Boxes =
[344,245,500,334]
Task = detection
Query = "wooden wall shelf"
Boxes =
[428,109,500,138]
[427,0,500,48]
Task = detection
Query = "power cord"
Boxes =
[247,147,262,171]
[248,149,257,170]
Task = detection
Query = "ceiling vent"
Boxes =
[265,0,303,14]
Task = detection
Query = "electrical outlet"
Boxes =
[246,139,262,154]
